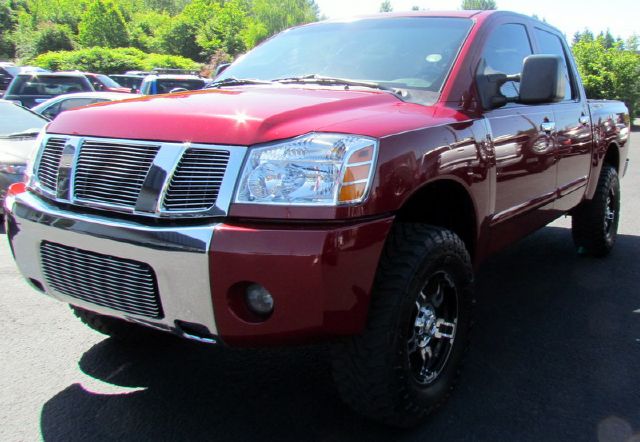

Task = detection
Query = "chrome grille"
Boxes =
[40,241,163,319]
[31,135,244,218]
[37,138,67,191]
[74,140,160,208]
[163,148,230,211]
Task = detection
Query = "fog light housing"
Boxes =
[245,284,274,316]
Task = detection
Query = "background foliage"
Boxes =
[572,30,640,119]
[0,0,320,67]
[32,46,200,73]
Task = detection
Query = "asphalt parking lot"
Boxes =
[1,130,638,442]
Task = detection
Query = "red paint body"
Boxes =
[19,11,631,345]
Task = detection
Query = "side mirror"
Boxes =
[215,63,230,78]
[476,54,566,110]
[130,87,138,94]
[517,55,566,104]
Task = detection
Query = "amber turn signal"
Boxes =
[338,183,367,202]
[343,164,370,183]
[348,146,374,164]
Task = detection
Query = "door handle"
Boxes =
[540,121,556,133]
[579,115,590,125]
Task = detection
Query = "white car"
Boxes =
[31,91,141,120]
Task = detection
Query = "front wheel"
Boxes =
[331,224,473,427]
[572,164,620,257]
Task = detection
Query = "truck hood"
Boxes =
[47,86,448,145]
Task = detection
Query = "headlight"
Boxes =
[235,133,378,206]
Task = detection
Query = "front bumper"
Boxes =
[5,191,393,346]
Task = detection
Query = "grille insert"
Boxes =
[37,138,67,191]
[74,140,160,208]
[40,241,163,319]
[163,148,230,211]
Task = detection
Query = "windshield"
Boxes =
[221,17,472,105]
[7,75,90,95]
[0,101,47,137]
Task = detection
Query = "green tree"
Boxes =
[0,1,17,58]
[197,0,249,57]
[379,0,393,12]
[157,14,201,60]
[572,34,640,118]
[127,10,171,53]
[598,29,616,49]
[461,0,497,10]
[78,0,129,48]
[34,22,74,54]
[11,9,37,59]
[244,0,319,47]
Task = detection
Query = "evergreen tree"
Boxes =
[379,1,393,12]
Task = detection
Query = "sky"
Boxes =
[314,0,639,40]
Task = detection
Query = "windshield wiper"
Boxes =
[4,128,42,138]
[272,74,404,95]
[206,77,273,89]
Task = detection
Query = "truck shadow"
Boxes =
[39,226,640,441]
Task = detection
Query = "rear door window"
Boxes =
[534,28,574,100]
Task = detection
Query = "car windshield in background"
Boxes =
[0,102,46,137]
[110,75,143,89]
[95,74,122,88]
[155,79,205,93]
[7,75,89,95]
[221,17,473,105]
[4,66,48,76]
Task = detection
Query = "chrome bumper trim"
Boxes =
[5,191,219,340]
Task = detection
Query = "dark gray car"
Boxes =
[3,72,94,108]
[0,100,48,212]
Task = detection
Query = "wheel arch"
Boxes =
[586,141,621,200]
[394,178,478,260]
[603,141,621,173]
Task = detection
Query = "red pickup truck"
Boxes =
[4,11,631,426]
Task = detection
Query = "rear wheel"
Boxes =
[331,224,473,427]
[572,164,620,257]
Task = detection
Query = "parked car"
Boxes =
[4,11,631,427]
[108,74,145,92]
[3,72,94,108]
[0,100,47,212]
[77,72,131,93]
[32,91,142,120]
[138,74,207,95]
[0,64,50,93]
